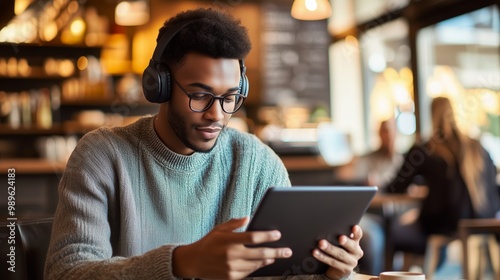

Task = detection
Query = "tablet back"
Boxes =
[246,186,377,277]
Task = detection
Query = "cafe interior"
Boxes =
[0,0,499,279]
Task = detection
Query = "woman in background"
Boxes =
[385,96,500,256]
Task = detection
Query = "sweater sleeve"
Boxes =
[44,131,181,280]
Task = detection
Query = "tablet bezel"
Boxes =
[246,186,377,277]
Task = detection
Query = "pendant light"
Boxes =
[115,0,150,26]
[291,0,332,21]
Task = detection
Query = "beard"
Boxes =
[167,103,222,153]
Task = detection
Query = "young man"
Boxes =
[45,8,363,279]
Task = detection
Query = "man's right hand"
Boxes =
[172,216,292,279]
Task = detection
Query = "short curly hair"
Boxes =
[157,8,252,67]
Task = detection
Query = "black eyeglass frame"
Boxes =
[170,75,246,114]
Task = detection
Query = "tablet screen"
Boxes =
[246,186,377,277]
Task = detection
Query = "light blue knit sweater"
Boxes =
[44,116,294,279]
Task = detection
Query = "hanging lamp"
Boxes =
[115,0,150,26]
[291,0,332,20]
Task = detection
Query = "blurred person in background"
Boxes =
[384,97,500,265]
[334,117,403,187]
[354,117,403,188]
[358,118,402,275]
[334,118,403,275]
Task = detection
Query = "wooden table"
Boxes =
[370,193,424,209]
[280,155,336,185]
[280,155,331,172]
[354,273,377,279]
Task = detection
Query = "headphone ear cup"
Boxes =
[240,74,249,98]
[143,19,201,103]
[142,61,171,103]
[157,63,172,102]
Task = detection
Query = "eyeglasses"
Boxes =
[171,75,246,114]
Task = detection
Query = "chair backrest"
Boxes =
[0,217,53,280]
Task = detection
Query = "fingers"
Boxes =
[214,216,250,232]
[180,218,295,280]
[344,226,364,257]
[312,225,364,278]
[335,225,363,255]
[213,220,294,260]
[313,247,352,273]
[223,248,292,276]
[239,230,293,260]
[212,217,280,245]
[351,225,363,240]
[315,239,358,263]
[244,247,293,260]
[243,229,282,245]
[313,240,358,280]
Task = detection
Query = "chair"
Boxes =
[459,218,500,280]
[422,234,455,277]
[398,233,496,279]
[0,217,54,280]
[389,234,455,276]
[381,198,423,272]
[417,219,500,279]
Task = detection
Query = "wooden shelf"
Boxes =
[0,77,67,91]
[0,122,98,135]
[0,76,66,81]
[0,158,66,174]
[0,43,101,58]
[60,98,116,106]
[61,98,153,106]
[0,124,65,135]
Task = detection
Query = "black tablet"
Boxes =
[246,186,377,277]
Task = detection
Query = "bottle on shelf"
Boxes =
[20,91,31,127]
[36,89,52,129]
[8,94,20,129]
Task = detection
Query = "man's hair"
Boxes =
[158,8,252,67]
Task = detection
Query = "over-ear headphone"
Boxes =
[142,19,249,103]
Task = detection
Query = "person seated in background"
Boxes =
[384,97,500,267]
[334,117,403,188]
[334,118,403,275]
[353,117,404,188]
[44,8,364,280]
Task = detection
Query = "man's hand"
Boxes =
[313,225,364,280]
[172,217,292,279]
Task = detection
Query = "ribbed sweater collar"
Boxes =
[135,116,215,172]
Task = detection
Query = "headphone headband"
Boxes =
[142,17,249,104]
[151,18,201,62]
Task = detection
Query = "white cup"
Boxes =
[379,271,425,280]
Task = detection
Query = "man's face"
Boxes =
[379,119,396,150]
[165,53,241,155]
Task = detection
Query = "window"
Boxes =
[417,5,500,167]
[330,18,413,156]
